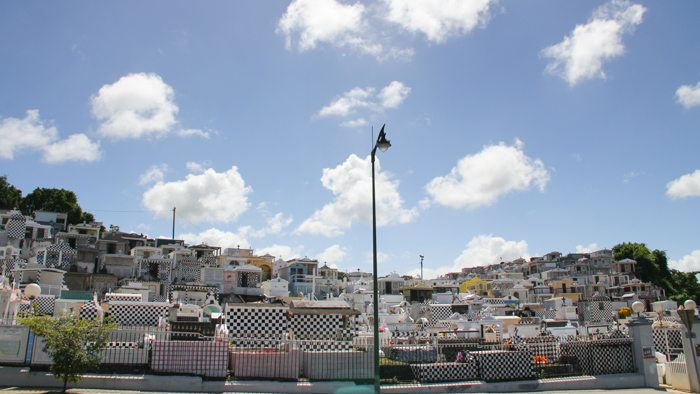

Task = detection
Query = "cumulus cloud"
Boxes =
[317,87,374,117]
[316,244,349,265]
[542,0,646,86]
[296,154,418,236]
[276,0,494,60]
[669,250,700,272]
[142,166,252,224]
[424,139,550,210]
[257,244,307,261]
[277,0,375,54]
[576,243,599,253]
[0,110,101,163]
[139,164,169,185]
[676,82,700,109]
[340,118,369,128]
[315,81,410,126]
[178,128,211,138]
[186,161,208,174]
[407,235,530,279]
[179,228,250,250]
[265,213,293,235]
[91,73,203,140]
[377,81,411,109]
[383,0,493,43]
[666,170,700,199]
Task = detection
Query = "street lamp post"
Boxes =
[371,125,391,394]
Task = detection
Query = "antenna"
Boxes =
[419,255,424,280]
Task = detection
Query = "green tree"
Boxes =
[0,175,23,210]
[80,211,95,224]
[21,187,89,226]
[667,269,700,304]
[18,315,116,393]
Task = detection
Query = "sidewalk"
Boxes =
[0,388,682,394]
[0,367,671,394]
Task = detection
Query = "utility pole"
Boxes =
[419,255,424,280]
[172,207,176,240]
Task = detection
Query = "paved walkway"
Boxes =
[0,387,685,394]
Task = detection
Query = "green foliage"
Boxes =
[22,187,87,226]
[667,269,700,304]
[18,315,116,393]
[80,211,95,224]
[613,242,699,304]
[0,175,23,210]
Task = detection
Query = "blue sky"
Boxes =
[2,1,700,278]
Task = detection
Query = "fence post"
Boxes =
[627,317,659,388]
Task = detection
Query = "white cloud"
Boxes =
[296,154,418,236]
[315,81,410,124]
[91,73,204,140]
[317,87,374,117]
[277,0,370,53]
[180,228,250,250]
[186,161,207,174]
[340,118,369,128]
[676,82,700,108]
[266,213,293,235]
[576,243,599,253]
[425,139,550,210]
[666,170,700,199]
[669,250,700,272]
[542,0,646,86]
[0,110,101,163]
[407,235,530,279]
[142,166,252,224]
[257,244,306,261]
[383,0,493,43]
[276,0,420,61]
[139,164,169,185]
[377,81,411,109]
[316,244,349,265]
[177,128,211,138]
[43,134,101,164]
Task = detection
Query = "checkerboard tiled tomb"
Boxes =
[225,305,288,337]
[288,313,358,340]
[411,361,480,383]
[104,294,143,303]
[108,302,168,326]
[560,339,634,375]
[653,328,682,356]
[79,301,101,320]
[472,350,534,381]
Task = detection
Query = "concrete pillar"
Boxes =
[680,316,700,393]
[627,317,660,388]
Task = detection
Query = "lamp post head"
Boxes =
[377,134,391,152]
[24,283,41,300]
[375,124,391,153]
[685,299,697,311]
[632,301,645,316]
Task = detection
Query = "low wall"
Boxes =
[231,349,301,380]
[302,350,373,380]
